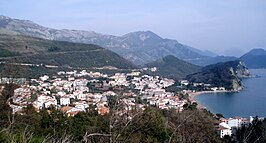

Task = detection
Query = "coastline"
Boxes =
[188,90,235,110]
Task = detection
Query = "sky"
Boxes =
[0,0,266,57]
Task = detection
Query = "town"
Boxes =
[5,68,186,116]
[0,68,264,140]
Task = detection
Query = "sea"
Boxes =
[195,69,266,118]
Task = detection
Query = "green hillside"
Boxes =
[145,55,201,79]
[0,31,135,69]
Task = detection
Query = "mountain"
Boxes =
[0,15,214,65]
[0,30,135,69]
[145,55,201,79]
[186,60,252,91]
[189,56,238,66]
[240,48,266,69]
[185,47,218,57]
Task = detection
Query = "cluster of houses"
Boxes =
[136,75,186,110]
[180,80,226,92]
[5,69,188,116]
[217,116,253,138]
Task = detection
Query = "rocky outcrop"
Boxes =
[186,60,252,91]
[235,61,253,78]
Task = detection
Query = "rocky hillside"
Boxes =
[145,55,201,79]
[240,48,266,69]
[0,30,135,69]
[186,60,252,91]
[0,15,216,65]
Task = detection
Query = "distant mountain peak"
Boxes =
[122,30,162,41]
[240,48,266,69]
[0,15,12,20]
[126,30,157,35]
[0,15,35,25]
[142,30,159,36]
[246,48,266,56]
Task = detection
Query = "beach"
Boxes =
[188,90,233,110]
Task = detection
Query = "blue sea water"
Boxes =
[195,69,266,118]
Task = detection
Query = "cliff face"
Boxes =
[186,60,252,91]
[231,61,253,91]
[235,61,252,78]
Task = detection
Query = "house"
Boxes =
[226,117,250,128]
[127,71,140,76]
[40,75,49,81]
[74,101,88,110]
[180,80,189,86]
[61,106,84,116]
[33,95,57,109]
[150,67,157,72]
[76,93,87,100]
[44,99,57,108]
[227,117,242,128]
[211,87,219,91]
[97,105,110,115]
[218,122,232,138]
[60,97,70,106]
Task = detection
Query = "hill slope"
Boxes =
[146,55,201,79]
[0,30,135,69]
[186,60,252,90]
[240,48,266,69]
[0,15,213,65]
[189,56,238,66]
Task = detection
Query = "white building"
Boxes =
[226,117,250,128]
[44,99,57,108]
[40,75,49,81]
[60,97,70,106]
[218,122,232,138]
[34,95,57,109]
[227,118,242,128]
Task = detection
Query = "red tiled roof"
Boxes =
[217,126,230,130]
[235,116,242,119]
[98,106,110,115]
[67,111,80,116]
[61,106,73,113]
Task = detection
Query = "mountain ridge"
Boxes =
[0,15,216,65]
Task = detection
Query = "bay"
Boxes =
[195,69,266,118]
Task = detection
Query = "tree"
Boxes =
[236,117,266,143]
[167,109,221,143]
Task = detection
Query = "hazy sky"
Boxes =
[0,0,266,57]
